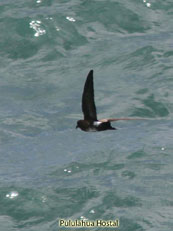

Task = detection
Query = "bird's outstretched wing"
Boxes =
[82,70,97,121]
[99,118,147,122]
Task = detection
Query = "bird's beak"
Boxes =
[76,125,78,129]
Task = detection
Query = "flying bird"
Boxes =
[76,70,143,132]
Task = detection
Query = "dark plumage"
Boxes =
[76,70,143,132]
[82,70,97,121]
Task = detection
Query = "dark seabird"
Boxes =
[76,70,143,132]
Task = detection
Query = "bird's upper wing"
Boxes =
[82,70,97,121]
[99,118,147,122]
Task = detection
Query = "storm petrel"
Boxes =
[76,70,142,132]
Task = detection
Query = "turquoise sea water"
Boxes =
[0,0,173,230]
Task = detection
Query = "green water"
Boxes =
[0,0,173,231]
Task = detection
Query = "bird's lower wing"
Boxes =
[99,118,147,122]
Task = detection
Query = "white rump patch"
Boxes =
[93,121,102,126]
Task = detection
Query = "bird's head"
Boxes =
[76,120,88,130]
[76,120,80,129]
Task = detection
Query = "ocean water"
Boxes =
[0,0,173,230]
